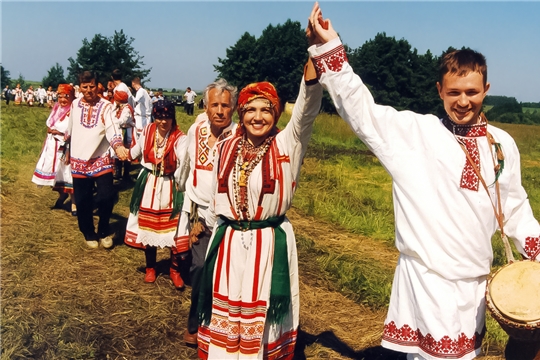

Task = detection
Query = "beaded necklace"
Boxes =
[153,129,170,177]
[231,135,274,249]
[232,135,274,221]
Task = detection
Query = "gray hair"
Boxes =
[203,78,238,111]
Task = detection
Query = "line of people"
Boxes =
[4,83,55,107]
[30,3,540,359]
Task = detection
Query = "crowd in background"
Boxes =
[3,81,197,113]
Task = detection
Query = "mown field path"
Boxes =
[1,160,504,359]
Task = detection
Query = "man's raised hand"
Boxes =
[309,2,338,44]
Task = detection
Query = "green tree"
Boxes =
[1,65,12,89]
[255,20,308,102]
[215,20,308,103]
[42,63,67,89]
[215,32,259,90]
[348,32,441,115]
[486,98,523,123]
[14,73,26,89]
[67,30,151,86]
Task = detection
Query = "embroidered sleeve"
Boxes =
[174,134,189,191]
[500,136,540,262]
[310,39,348,78]
[129,130,143,161]
[103,102,124,149]
[524,236,540,260]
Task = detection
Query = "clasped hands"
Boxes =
[115,145,130,161]
[306,2,339,46]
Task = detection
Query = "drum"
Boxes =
[486,260,540,341]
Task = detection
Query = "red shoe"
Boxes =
[170,268,185,289]
[144,268,156,283]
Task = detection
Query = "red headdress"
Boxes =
[114,90,129,104]
[237,81,282,122]
[57,83,74,97]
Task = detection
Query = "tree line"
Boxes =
[484,95,540,125]
[1,30,150,91]
[214,21,539,124]
[2,23,538,125]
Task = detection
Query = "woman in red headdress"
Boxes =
[124,100,187,289]
[32,84,77,214]
[196,57,323,358]
[111,90,135,181]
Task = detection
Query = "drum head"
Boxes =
[489,261,540,323]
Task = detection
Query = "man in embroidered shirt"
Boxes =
[308,3,540,360]
[174,78,238,346]
[66,70,129,249]
[183,87,197,115]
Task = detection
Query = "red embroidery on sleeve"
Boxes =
[312,44,348,76]
[524,236,540,260]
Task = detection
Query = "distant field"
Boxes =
[523,106,539,113]
[483,104,539,114]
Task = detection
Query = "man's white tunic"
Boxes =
[309,38,540,360]
[173,113,237,253]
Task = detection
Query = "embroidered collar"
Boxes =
[442,115,487,138]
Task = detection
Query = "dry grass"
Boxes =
[0,156,401,359]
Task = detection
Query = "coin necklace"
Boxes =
[232,135,274,250]
[153,129,170,177]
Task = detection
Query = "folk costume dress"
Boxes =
[47,89,54,107]
[124,122,186,249]
[197,80,323,360]
[309,37,540,360]
[14,87,23,105]
[26,88,34,106]
[32,101,73,193]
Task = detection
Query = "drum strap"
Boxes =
[458,131,515,263]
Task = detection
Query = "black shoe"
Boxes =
[52,196,68,209]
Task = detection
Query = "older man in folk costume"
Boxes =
[173,78,239,346]
[308,4,540,360]
[124,100,187,287]
[196,56,323,357]
[66,71,129,249]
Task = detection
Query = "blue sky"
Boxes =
[2,1,539,103]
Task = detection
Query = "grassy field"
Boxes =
[483,104,539,114]
[4,100,538,359]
